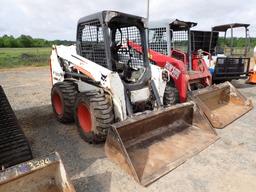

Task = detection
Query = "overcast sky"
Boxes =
[0,0,255,40]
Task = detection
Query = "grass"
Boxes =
[0,46,253,69]
[0,47,51,68]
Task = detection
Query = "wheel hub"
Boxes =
[77,103,92,133]
[53,92,63,115]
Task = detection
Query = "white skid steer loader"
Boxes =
[49,10,218,185]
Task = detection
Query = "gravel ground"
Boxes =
[1,66,256,192]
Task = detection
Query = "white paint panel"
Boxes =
[130,87,150,103]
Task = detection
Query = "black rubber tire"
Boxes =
[163,85,179,106]
[195,83,205,90]
[51,81,78,123]
[213,79,227,84]
[74,91,114,144]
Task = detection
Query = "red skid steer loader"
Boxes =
[129,19,253,129]
[130,19,212,103]
[49,11,218,185]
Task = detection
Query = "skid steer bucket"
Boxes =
[192,81,253,128]
[0,152,75,192]
[105,102,218,186]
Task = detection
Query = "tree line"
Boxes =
[0,35,75,48]
[218,37,256,48]
[0,34,255,48]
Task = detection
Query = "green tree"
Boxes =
[0,34,75,48]
[1,35,17,47]
[17,35,33,47]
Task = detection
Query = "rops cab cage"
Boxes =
[148,19,197,71]
[144,19,212,103]
[76,11,151,91]
[209,23,251,82]
[190,30,219,54]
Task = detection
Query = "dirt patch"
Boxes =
[1,67,256,192]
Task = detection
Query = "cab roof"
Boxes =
[212,23,250,32]
[149,19,197,31]
[77,10,146,27]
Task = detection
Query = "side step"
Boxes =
[0,86,33,169]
